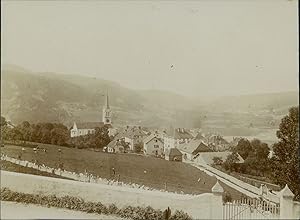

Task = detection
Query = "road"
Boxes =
[190,162,279,202]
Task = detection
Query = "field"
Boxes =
[0,160,72,180]
[1,143,242,199]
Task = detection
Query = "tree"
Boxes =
[1,116,7,127]
[251,139,269,160]
[272,106,299,200]
[223,152,239,171]
[133,142,143,153]
[232,138,252,160]
[212,156,223,166]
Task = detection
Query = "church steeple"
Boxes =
[105,93,110,109]
[102,92,112,125]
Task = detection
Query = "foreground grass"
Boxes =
[0,188,191,220]
[2,143,242,199]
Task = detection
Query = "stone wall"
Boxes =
[1,170,223,219]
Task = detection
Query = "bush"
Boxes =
[222,192,232,203]
[170,210,193,220]
[0,188,192,220]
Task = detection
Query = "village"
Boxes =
[1,1,299,219]
[71,93,245,166]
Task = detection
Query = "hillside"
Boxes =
[1,64,298,140]
[1,65,202,128]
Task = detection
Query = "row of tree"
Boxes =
[212,106,299,200]
[0,118,111,150]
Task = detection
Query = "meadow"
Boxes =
[1,143,242,199]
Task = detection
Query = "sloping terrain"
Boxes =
[1,64,298,139]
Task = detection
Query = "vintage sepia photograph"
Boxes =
[0,0,299,219]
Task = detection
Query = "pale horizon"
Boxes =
[1,0,298,97]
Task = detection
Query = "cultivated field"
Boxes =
[1,143,242,199]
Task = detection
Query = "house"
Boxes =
[103,145,115,153]
[189,128,203,139]
[122,126,148,151]
[177,139,213,161]
[205,134,230,151]
[228,137,245,148]
[194,132,207,141]
[104,138,126,153]
[108,127,118,137]
[163,128,194,151]
[70,93,112,138]
[106,126,148,152]
[143,133,164,157]
[165,148,182,162]
[194,151,244,165]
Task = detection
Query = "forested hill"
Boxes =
[1,64,298,137]
[1,65,201,128]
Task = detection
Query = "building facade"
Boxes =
[143,134,164,156]
[163,128,193,151]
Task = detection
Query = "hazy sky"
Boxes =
[1,0,298,97]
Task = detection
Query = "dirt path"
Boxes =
[1,201,123,219]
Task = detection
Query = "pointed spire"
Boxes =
[105,92,110,109]
[73,122,77,130]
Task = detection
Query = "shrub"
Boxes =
[0,188,192,220]
[170,210,193,220]
[223,191,233,203]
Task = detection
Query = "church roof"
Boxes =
[75,122,105,129]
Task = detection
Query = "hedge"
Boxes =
[1,188,192,220]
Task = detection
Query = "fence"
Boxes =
[1,170,221,219]
[223,197,280,220]
[192,162,280,203]
[1,154,299,219]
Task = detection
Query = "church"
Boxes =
[70,94,114,138]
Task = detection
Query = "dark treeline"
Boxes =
[0,118,111,149]
[212,106,299,201]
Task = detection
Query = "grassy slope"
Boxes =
[1,143,242,199]
[0,160,72,180]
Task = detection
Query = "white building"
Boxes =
[70,93,112,138]
[143,133,164,156]
[163,128,193,151]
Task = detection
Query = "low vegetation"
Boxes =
[0,188,192,220]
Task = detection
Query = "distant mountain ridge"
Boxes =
[1,64,298,138]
